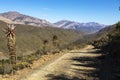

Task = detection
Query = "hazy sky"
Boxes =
[0,0,120,25]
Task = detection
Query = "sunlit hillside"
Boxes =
[0,21,82,56]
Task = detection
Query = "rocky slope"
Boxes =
[0,11,54,27]
[0,15,13,24]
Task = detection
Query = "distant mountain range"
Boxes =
[0,11,54,27]
[54,20,106,33]
[0,11,107,33]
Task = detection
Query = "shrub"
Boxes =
[0,60,12,74]
[13,62,30,70]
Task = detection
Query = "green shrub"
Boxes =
[0,60,12,74]
[13,62,30,70]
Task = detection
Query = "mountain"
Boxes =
[0,11,54,27]
[0,11,106,33]
[54,20,106,33]
[0,11,107,34]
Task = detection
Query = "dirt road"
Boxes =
[20,45,101,80]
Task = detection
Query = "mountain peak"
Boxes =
[3,11,20,14]
[59,20,72,22]
[1,11,21,17]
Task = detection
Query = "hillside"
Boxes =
[0,21,82,56]
[54,20,106,33]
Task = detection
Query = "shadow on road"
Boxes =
[46,49,102,80]
[70,49,101,54]
[45,45,120,80]
[71,55,101,80]
[46,74,85,80]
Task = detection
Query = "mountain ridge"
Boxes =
[54,20,106,33]
[0,11,54,27]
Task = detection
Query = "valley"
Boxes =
[0,10,119,80]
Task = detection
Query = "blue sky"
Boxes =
[0,0,120,25]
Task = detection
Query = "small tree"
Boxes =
[53,35,59,47]
[43,40,49,54]
[52,35,60,53]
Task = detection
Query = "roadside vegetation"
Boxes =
[92,22,120,80]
